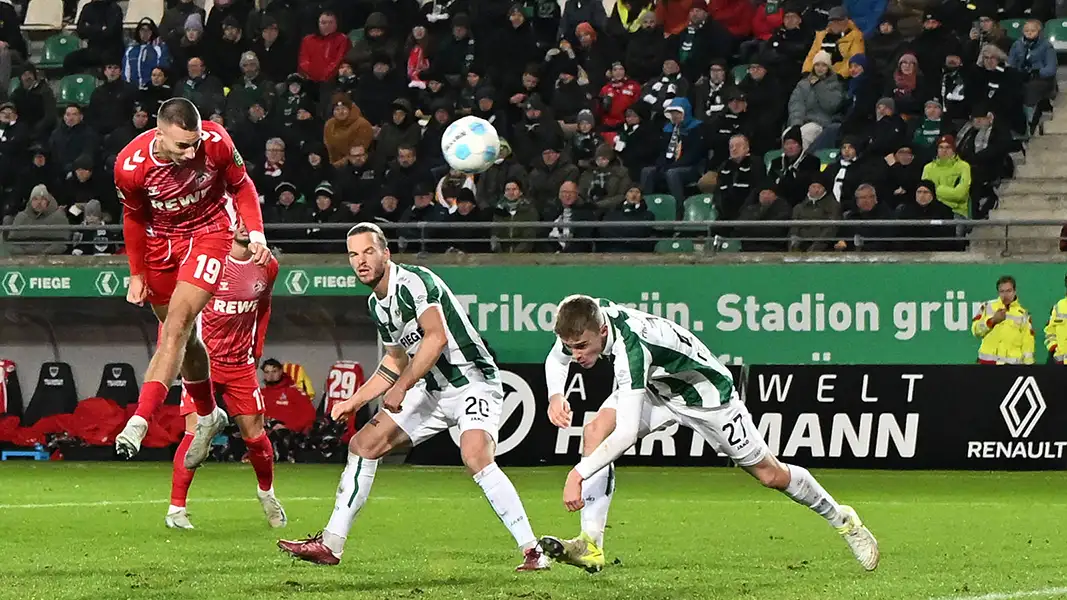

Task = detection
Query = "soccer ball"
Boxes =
[441,116,500,174]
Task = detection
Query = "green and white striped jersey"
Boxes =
[370,262,497,392]
[548,298,735,407]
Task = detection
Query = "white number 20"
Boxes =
[192,254,222,284]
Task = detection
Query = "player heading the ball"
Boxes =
[538,295,880,573]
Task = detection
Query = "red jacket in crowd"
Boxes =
[298,32,352,82]
[261,377,316,434]
[708,0,754,38]
[751,4,783,41]
[598,78,641,129]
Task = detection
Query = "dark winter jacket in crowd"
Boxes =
[768,151,822,206]
[735,193,793,251]
[0,0,28,60]
[528,156,581,214]
[444,205,491,253]
[76,0,126,62]
[896,191,958,251]
[87,77,137,136]
[789,190,842,251]
[250,31,298,84]
[673,17,734,82]
[11,79,57,142]
[599,198,656,253]
[615,117,660,182]
[625,26,669,83]
[838,199,895,251]
[374,99,421,170]
[175,73,227,118]
[48,123,100,176]
[542,201,598,253]
[716,154,761,221]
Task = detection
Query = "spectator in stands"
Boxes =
[6,144,52,223]
[209,17,251,87]
[11,65,57,143]
[673,2,733,83]
[544,180,598,253]
[910,9,959,78]
[435,13,477,87]
[654,0,694,37]
[866,97,907,159]
[574,22,612,93]
[420,100,454,174]
[598,62,642,132]
[865,17,906,76]
[49,106,99,178]
[414,69,456,120]
[62,154,116,219]
[65,0,125,74]
[382,144,433,211]
[300,11,351,84]
[975,44,1026,136]
[940,49,973,133]
[492,179,539,252]
[529,143,581,213]
[307,182,349,253]
[266,181,310,253]
[767,126,820,206]
[738,55,786,155]
[912,99,944,160]
[405,25,432,87]
[569,110,599,169]
[764,4,811,82]
[550,62,589,133]
[896,179,957,251]
[838,54,879,141]
[251,16,297,85]
[743,0,783,64]
[511,96,564,166]
[504,66,545,128]
[802,6,865,79]
[323,94,374,167]
[0,0,26,100]
[88,61,135,136]
[735,181,792,251]
[716,134,761,222]
[921,134,971,218]
[348,12,401,76]
[444,188,490,253]
[1009,20,1057,132]
[104,104,151,165]
[335,145,380,217]
[176,57,226,118]
[640,98,703,206]
[579,145,632,213]
[692,60,731,123]
[159,0,206,41]
[964,10,1012,66]
[376,99,421,170]
[956,105,1012,219]
[599,184,655,252]
[204,0,253,47]
[885,52,929,121]
[251,137,291,203]
[789,176,841,251]
[490,5,541,93]
[169,13,207,75]
[788,50,844,150]
[0,102,28,204]
[835,183,895,251]
[399,181,448,253]
[7,184,69,256]
[224,52,275,127]
[612,104,656,182]
[477,139,527,209]
[297,141,332,199]
[625,12,667,83]
[70,199,116,256]
[884,145,923,209]
[375,189,404,230]
[138,68,171,126]
[358,55,407,127]
[124,18,171,90]
[640,58,689,121]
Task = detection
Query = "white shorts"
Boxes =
[390,379,504,446]
[600,392,769,467]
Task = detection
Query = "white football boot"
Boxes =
[183,405,229,469]
[836,505,879,571]
[115,415,149,459]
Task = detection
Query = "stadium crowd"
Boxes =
[0,0,1058,253]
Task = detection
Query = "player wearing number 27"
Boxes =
[166,223,286,531]
[539,296,880,573]
[278,223,550,571]
[112,98,271,469]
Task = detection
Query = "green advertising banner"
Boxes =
[2,263,1065,365]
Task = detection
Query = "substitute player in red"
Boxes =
[114,98,271,465]
[167,224,286,530]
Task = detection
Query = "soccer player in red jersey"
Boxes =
[166,224,286,530]
[113,98,271,465]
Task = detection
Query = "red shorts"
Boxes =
[145,231,233,306]
[178,363,263,417]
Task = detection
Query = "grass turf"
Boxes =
[0,463,1064,600]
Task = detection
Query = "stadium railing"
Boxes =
[0,219,1061,256]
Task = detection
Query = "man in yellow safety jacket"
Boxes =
[971,275,1035,364]
[1043,275,1067,364]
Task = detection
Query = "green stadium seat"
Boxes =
[1001,18,1026,40]
[57,74,97,107]
[1047,19,1067,51]
[8,77,17,97]
[644,193,677,228]
[656,238,695,253]
[522,6,534,18]
[683,194,717,222]
[731,64,749,84]
[763,149,783,172]
[712,237,741,253]
[348,28,365,43]
[37,33,81,70]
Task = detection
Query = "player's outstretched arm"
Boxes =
[330,347,409,422]
[545,339,573,428]
[382,307,448,413]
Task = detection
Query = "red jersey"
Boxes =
[115,120,266,276]
[201,254,278,367]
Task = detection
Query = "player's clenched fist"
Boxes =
[563,470,585,512]
[330,398,357,422]
[248,241,273,266]
[126,274,147,306]
[547,393,573,428]
[382,385,405,413]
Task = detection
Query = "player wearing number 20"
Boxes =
[539,296,880,573]
[278,223,549,571]
[113,98,271,466]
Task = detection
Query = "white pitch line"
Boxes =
[2,497,1067,510]
[931,587,1067,600]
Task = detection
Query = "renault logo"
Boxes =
[1000,376,1046,438]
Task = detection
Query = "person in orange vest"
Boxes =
[971,275,1036,365]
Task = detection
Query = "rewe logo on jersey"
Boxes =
[212,299,258,315]
[151,187,209,212]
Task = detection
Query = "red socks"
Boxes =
[170,432,195,507]
[244,433,275,492]
[133,380,170,420]
[184,379,216,417]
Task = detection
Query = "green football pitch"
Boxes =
[0,463,1065,600]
